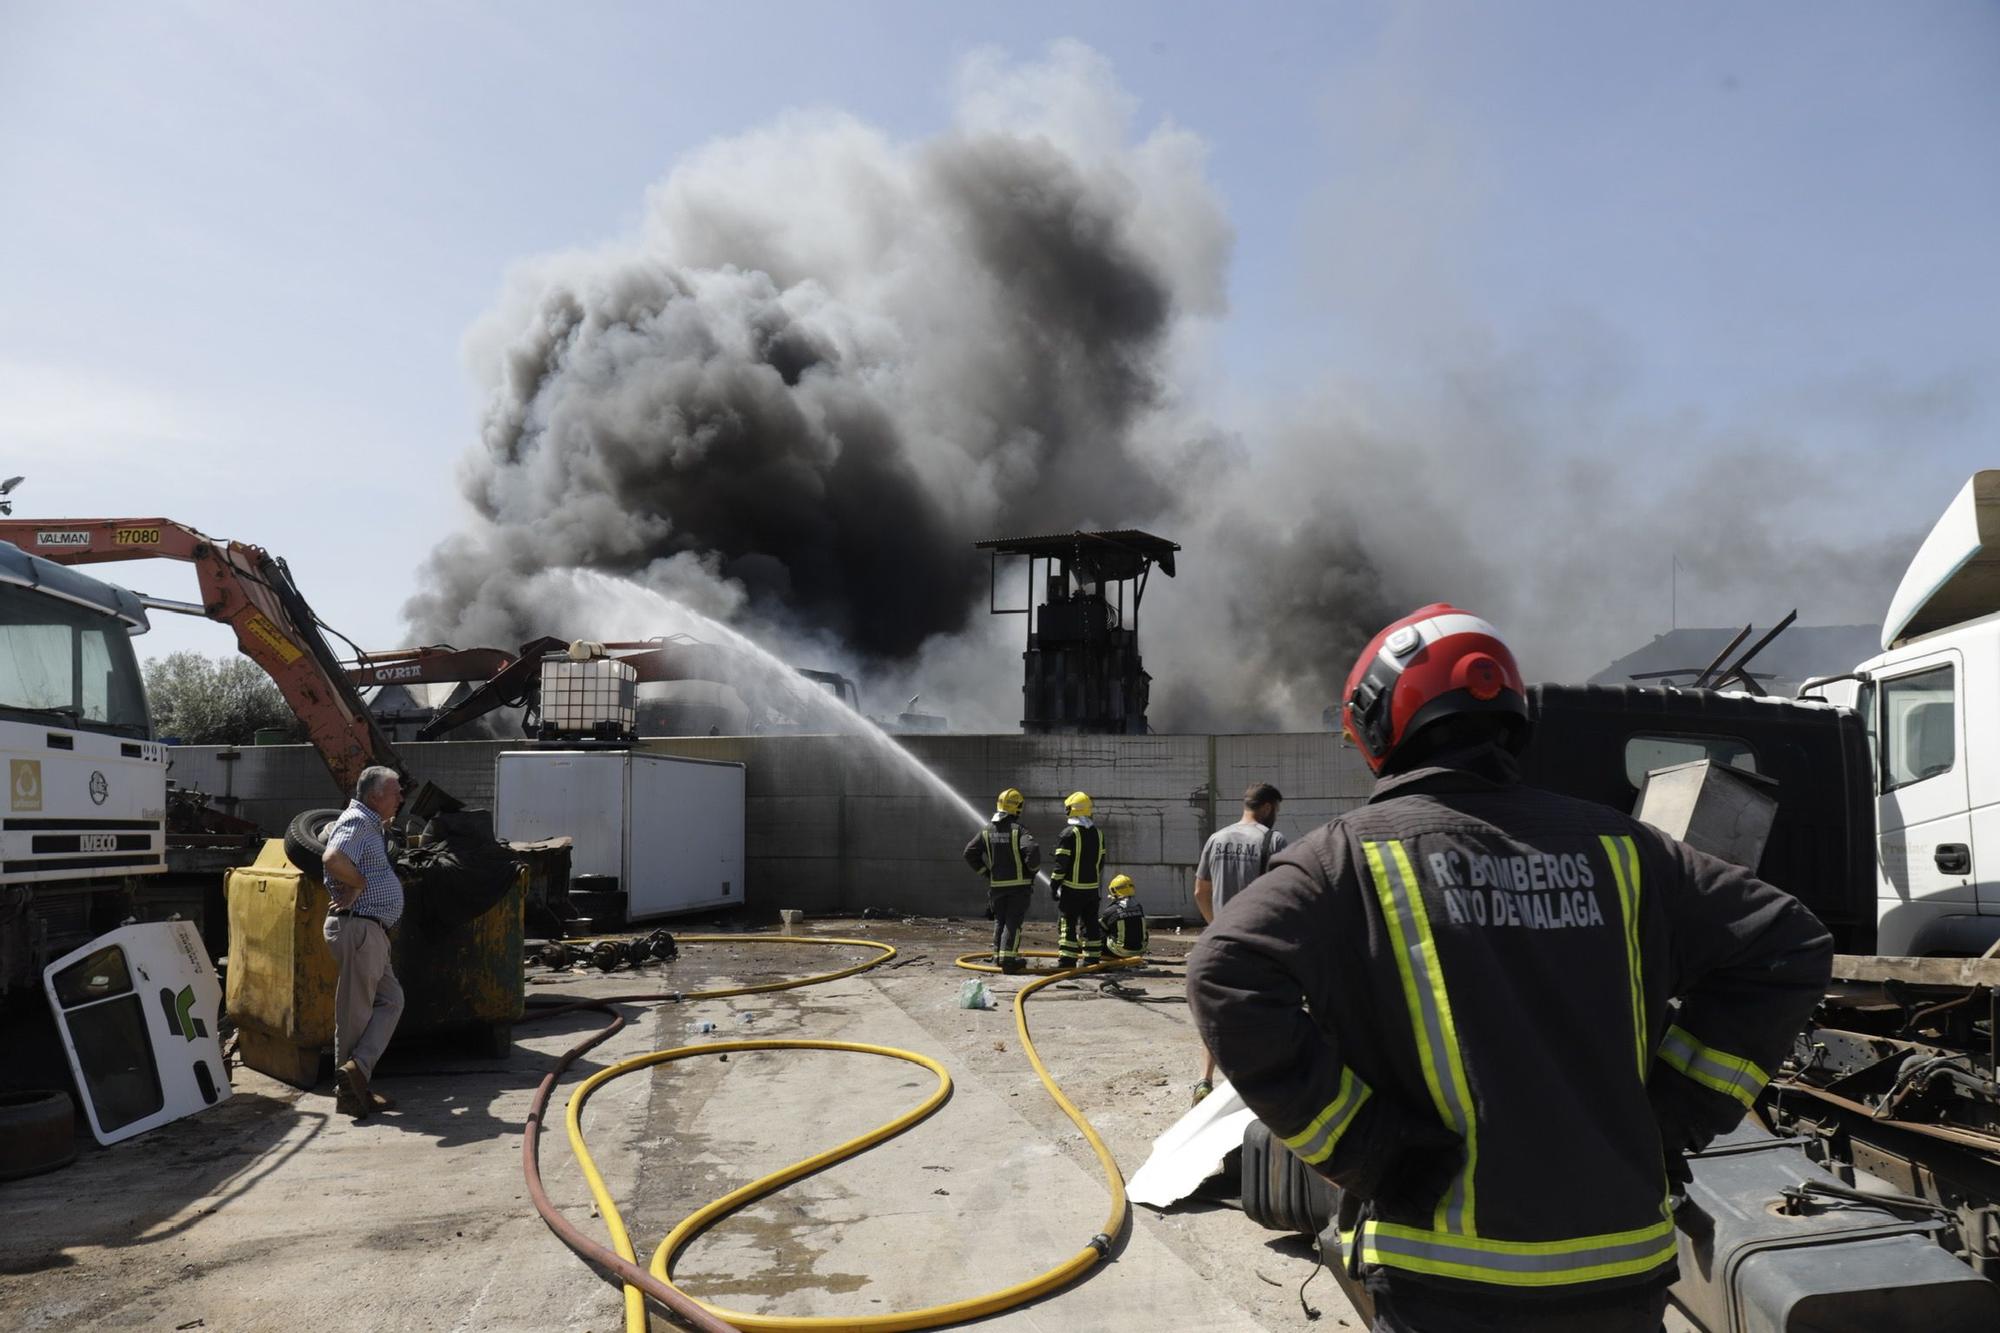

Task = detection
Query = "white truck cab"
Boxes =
[0,540,167,992]
[1811,472,2000,956]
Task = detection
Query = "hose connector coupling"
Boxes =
[1088,1233,1112,1257]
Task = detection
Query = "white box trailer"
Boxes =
[493,750,745,920]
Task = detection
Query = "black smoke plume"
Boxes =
[407,43,1225,708]
[411,42,1945,732]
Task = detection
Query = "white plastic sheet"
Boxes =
[1127,1077,1257,1208]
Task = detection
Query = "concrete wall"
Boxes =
[165,733,1376,923]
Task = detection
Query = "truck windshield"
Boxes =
[0,583,150,736]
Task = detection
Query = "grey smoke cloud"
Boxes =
[411,41,1939,733]
[407,41,1226,686]
[1147,363,1932,732]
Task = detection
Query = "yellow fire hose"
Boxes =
[550,934,1150,1333]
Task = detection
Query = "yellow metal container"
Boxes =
[225,839,525,1088]
[225,841,335,1084]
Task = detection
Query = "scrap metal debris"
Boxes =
[527,929,678,973]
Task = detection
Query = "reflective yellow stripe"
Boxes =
[1599,835,1648,1082]
[1354,1210,1678,1288]
[1659,1024,1770,1108]
[1061,826,1104,889]
[1282,1067,1373,1166]
[987,826,1032,886]
[1365,840,1478,1235]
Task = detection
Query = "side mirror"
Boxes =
[1796,669,1870,699]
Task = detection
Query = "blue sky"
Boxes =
[2,1,1995,674]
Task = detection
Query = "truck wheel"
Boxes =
[283,808,344,879]
[0,1090,77,1182]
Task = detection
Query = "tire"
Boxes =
[283,808,344,879]
[0,1089,77,1182]
[1239,1118,1336,1236]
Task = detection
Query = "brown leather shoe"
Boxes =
[337,1059,372,1121]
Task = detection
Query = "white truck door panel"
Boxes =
[43,920,230,1144]
[1874,650,1975,954]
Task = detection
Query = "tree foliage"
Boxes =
[144,652,306,745]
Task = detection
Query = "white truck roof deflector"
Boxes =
[1882,470,2000,651]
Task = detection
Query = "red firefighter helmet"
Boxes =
[1341,603,1529,774]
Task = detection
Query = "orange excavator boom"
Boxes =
[0,518,413,801]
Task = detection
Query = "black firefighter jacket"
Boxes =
[1186,745,1832,1304]
[963,816,1040,889]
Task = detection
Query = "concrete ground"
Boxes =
[0,917,1361,1333]
[0,916,1697,1333]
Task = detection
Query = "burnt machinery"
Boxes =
[976,529,1178,735]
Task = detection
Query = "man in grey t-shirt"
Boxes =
[1190,782,1285,1101]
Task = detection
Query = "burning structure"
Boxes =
[977,529,1178,734]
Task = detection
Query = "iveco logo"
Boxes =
[88,771,108,805]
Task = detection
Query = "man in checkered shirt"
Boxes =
[321,765,406,1120]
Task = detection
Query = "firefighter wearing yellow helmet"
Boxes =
[963,787,1039,973]
[1051,791,1107,969]
[1101,874,1149,960]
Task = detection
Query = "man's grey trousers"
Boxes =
[322,915,404,1078]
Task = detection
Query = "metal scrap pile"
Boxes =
[528,929,678,973]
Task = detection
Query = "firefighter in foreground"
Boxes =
[1187,604,1833,1333]
[1100,873,1150,960]
[1051,790,1108,970]
[963,787,1040,974]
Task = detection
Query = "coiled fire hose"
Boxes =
[521,934,1150,1333]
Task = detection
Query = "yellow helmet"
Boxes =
[1064,791,1093,818]
[996,787,1024,815]
[1108,874,1136,897]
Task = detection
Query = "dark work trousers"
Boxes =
[1370,1281,1669,1333]
[989,886,1030,963]
[1055,886,1104,964]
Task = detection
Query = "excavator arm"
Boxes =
[348,646,519,689]
[0,518,413,801]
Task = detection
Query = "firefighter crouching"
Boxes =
[1101,874,1149,960]
[1187,603,1833,1333]
[1051,790,1107,970]
[964,787,1039,974]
